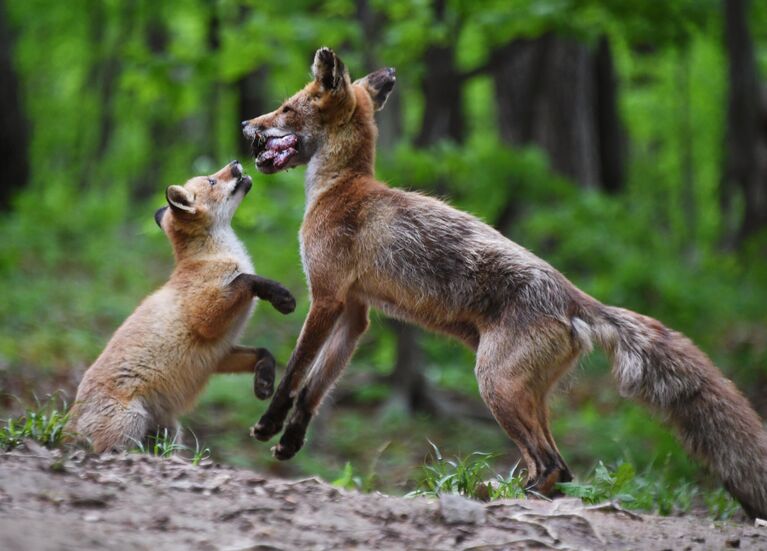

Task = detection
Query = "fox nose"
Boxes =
[242,120,260,139]
[242,120,265,132]
[230,160,242,179]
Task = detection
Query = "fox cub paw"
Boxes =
[267,285,296,315]
[253,353,276,400]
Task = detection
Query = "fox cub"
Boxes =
[67,161,296,452]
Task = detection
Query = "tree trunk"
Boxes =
[387,319,440,414]
[491,33,625,193]
[237,67,269,157]
[355,0,402,150]
[722,0,767,244]
[414,42,464,146]
[83,2,132,189]
[236,2,270,158]
[206,0,221,158]
[0,0,29,208]
[132,11,172,200]
[594,36,625,193]
[414,0,463,147]
[678,47,697,251]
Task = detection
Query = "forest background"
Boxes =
[1,0,766,516]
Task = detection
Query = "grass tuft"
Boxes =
[130,427,211,465]
[407,440,526,501]
[406,442,741,520]
[557,460,741,519]
[333,441,391,492]
[0,394,70,450]
[0,395,212,467]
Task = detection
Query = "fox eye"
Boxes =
[282,105,294,114]
[207,178,216,186]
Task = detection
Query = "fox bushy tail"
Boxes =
[583,304,767,518]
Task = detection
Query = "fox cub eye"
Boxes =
[282,105,294,114]
[207,178,216,186]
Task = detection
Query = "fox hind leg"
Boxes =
[475,325,577,496]
[79,398,151,453]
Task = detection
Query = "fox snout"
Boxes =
[212,159,243,182]
[233,174,253,195]
[241,120,263,143]
[229,160,242,179]
[210,159,252,194]
[218,160,252,195]
[242,118,301,174]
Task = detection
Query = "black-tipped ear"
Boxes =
[312,47,348,92]
[166,185,196,215]
[353,67,396,111]
[154,206,168,228]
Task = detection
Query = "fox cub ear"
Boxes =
[166,185,196,215]
[312,47,349,92]
[354,67,396,111]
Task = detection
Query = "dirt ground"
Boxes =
[1,443,765,550]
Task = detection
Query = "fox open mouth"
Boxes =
[253,134,299,173]
[232,174,253,196]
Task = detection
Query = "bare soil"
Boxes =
[1,443,765,550]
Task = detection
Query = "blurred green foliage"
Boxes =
[1,0,766,511]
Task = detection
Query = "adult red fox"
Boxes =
[242,48,767,518]
[67,161,296,452]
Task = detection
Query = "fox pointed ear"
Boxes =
[354,67,396,111]
[312,47,349,92]
[165,185,196,215]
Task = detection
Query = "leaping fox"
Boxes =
[242,47,767,519]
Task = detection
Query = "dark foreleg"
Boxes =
[274,300,369,460]
[250,297,344,442]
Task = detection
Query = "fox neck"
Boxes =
[304,118,377,203]
[169,223,246,263]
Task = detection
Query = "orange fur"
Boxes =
[242,48,767,518]
[67,162,294,452]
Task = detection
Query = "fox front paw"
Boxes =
[271,433,304,461]
[249,416,283,442]
[268,285,296,315]
[253,354,276,400]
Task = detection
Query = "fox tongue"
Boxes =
[256,147,297,168]
[273,147,297,169]
[257,134,298,169]
[265,134,298,151]
[257,149,278,165]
